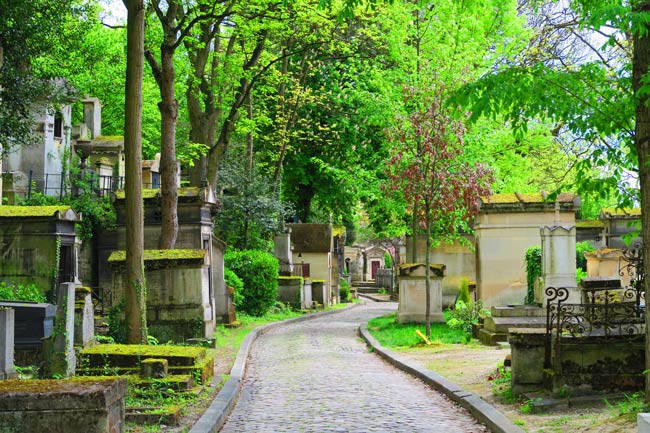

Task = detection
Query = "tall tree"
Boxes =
[123,0,147,344]
[386,85,492,337]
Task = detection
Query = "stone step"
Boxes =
[491,305,545,318]
[483,316,546,333]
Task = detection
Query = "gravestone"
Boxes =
[0,301,56,348]
[0,309,17,380]
[397,263,446,323]
[274,230,293,275]
[539,224,579,305]
[74,286,95,347]
[49,282,77,377]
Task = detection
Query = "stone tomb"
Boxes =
[109,249,215,342]
[396,263,445,323]
[0,378,127,433]
[478,305,546,346]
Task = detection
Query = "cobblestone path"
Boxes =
[219,301,489,433]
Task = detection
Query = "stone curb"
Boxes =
[358,323,525,433]
[189,302,364,433]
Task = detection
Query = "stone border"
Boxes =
[358,323,525,433]
[189,303,363,433]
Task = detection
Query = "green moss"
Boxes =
[278,276,303,281]
[332,225,346,236]
[0,205,71,218]
[311,279,326,283]
[483,193,519,204]
[0,377,121,393]
[94,135,124,141]
[576,220,605,229]
[601,208,642,217]
[108,249,206,262]
[81,343,205,359]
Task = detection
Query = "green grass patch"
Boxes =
[367,313,469,348]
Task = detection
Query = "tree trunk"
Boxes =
[633,0,650,402]
[123,0,147,344]
[157,43,179,249]
[425,221,431,338]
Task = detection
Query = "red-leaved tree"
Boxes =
[386,85,493,337]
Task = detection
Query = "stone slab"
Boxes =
[639,413,650,433]
[483,316,546,333]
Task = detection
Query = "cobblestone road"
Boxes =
[219,301,489,433]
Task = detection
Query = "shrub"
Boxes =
[525,246,542,304]
[339,278,350,302]
[446,299,484,338]
[0,281,46,303]
[224,249,279,316]
[456,278,471,307]
[224,268,244,307]
[576,241,595,272]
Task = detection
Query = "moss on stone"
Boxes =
[0,377,121,394]
[601,207,642,217]
[108,249,206,262]
[94,135,124,141]
[81,343,205,359]
[0,205,71,218]
[576,220,605,229]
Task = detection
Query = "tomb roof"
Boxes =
[479,192,579,212]
[0,205,78,220]
[576,220,605,229]
[599,208,641,218]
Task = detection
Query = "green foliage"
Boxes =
[576,241,596,272]
[107,300,128,344]
[224,269,244,308]
[605,392,650,420]
[456,278,471,307]
[525,246,542,304]
[18,172,116,241]
[384,252,393,269]
[446,300,484,340]
[490,362,515,403]
[0,281,46,303]
[339,278,351,302]
[224,250,279,316]
[576,268,588,286]
[367,313,469,347]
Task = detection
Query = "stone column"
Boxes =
[50,282,77,377]
[539,225,580,305]
[274,230,293,274]
[74,286,95,347]
[0,309,17,380]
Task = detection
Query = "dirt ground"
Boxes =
[395,343,638,433]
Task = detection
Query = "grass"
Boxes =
[367,313,469,348]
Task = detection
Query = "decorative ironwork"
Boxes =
[620,240,644,294]
[545,285,646,370]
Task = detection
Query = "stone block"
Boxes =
[140,358,168,379]
[483,316,546,334]
[0,378,126,433]
[478,328,506,346]
[47,283,76,377]
[508,328,546,396]
[397,265,445,323]
[638,413,650,433]
[74,286,95,347]
[0,309,17,380]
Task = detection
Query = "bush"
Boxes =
[525,246,542,304]
[224,268,244,307]
[339,278,350,302]
[224,249,279,316]
[576,241,595,272]
[456,278,471,307]
[446,299,484,338]
[0,281,46,303]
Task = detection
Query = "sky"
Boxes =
[99,0,127,25]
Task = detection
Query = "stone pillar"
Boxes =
[82,96,102,139]
[74,286,95,347]
[508,328,546,396]
[50,282,77,377]
[274,230,293,274]
[539,225,579,305]
[0,309,17,380]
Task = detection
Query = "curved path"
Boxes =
[219,301,488,433]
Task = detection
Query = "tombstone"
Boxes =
[47,282,77,377]
[274,230,293,275]
[397,263,446,323]
[74,286,95,347]
[0,301,56,348]
[0,309,17,380]
[539,225,579,305]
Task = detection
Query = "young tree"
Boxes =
[386,85,492,337]
[123,0,147,344]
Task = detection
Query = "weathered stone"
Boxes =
[508,328,546,396]
[0,378,126,433]
[0,309,17,380]
[74,286,95,347]
[140,358,168,379]
[47,282,76,377]
[397,263,445,323]
[278,277,303,308]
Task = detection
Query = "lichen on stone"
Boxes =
[0,205,71,218]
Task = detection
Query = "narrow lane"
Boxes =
[220,301,489,433]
